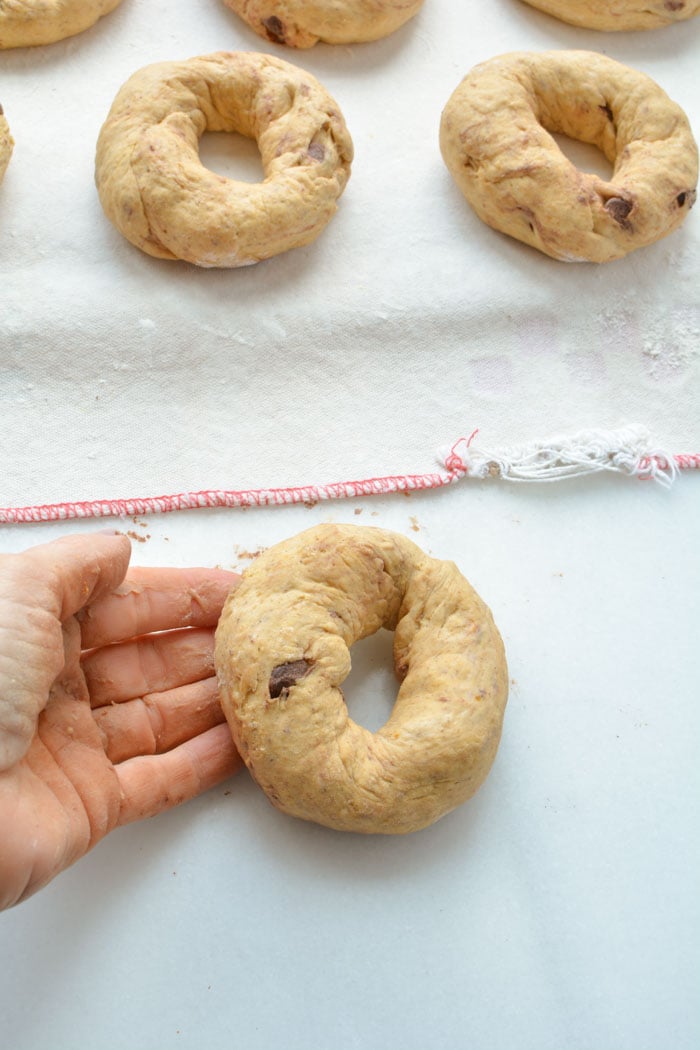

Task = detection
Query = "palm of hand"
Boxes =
[0,535,241,909]
[5,657,119,903]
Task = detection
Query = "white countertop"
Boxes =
[1,478,698,1050]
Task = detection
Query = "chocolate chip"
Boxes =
[262,16,286,43]
[605,196,633,229]
[269,659,312,698]
[664,0,684,9]
[676,190,696,208]
[307,143,325,162]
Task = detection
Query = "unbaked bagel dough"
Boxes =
[221,0,424,47]
[95,51,353,267]
[0,0,122,49]
[520,0,700,31]
[215,524,509,835]
[439,50,698,263]
[0,105,13,182]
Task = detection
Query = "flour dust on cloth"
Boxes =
[0,0,699,520]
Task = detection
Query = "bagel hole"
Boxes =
[198,132,264,183]
[550,133,613,181]
[342,629,397,733]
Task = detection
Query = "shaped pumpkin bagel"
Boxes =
[95,51,353,267]
[0,0,123,48]
[0,105,12,182]
[215,524,509,835]
[519,0,700,32]
[439,51,698,263]
[220,0,424,47]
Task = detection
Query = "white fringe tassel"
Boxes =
[440,425,679,487]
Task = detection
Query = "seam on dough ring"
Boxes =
[215,523,509,835]
[0,104,13,182]
[220,0,425,48]
[518,0,700,31]
[439,50,698,264]
[95,51,353,268]
[0,0,123,49]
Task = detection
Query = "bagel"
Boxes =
[95,51,353,267]
[215,524,509,835]
[220,0,424,47]
[439,51,698,263]
[0,105,12,182]
[519,0,700,31]
[0,0,122,49]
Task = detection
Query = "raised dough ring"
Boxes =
[519,0,700,31]
[95,52,353,267]
[215,524,509,835]
[221,0,425,47]
[439,51,698,264]
[0,105,13,182]
[0,0,122,49]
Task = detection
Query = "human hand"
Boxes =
[0,533,242,910]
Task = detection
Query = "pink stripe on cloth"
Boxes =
[0,471,458,524]
[1,429,698,525]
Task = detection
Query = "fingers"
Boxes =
[79,567,240,649]
[116,723,243,826]
[83,627,217,707]
[94,677,226,764]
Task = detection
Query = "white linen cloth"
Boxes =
[0,0,698,514]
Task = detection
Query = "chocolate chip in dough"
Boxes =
[262,16,286,43]
[269,659,313,698]
[677,190,696,208]
[605,196,634,229]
